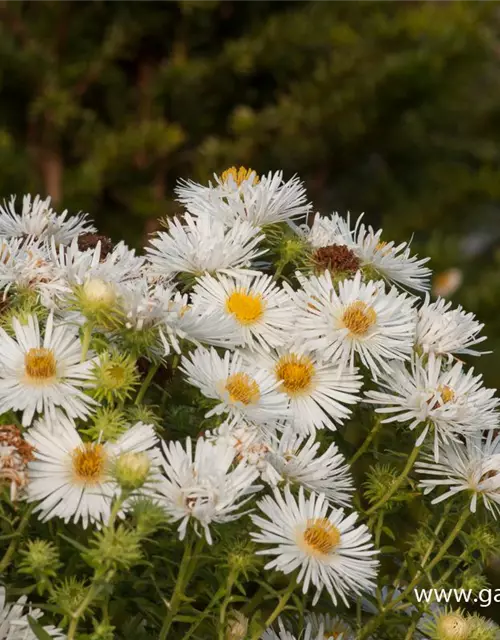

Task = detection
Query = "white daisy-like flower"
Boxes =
[25,419,159,528]
[146,213,265,278]
[0,586,65,639]
[260,618,296,640]
[251,486,379,606]
[267,428,354,507]
[416,294,488,359]
[416,433,500,517]
[177,168,311,227]
[246,347,362,433]
[209,417,281,484]
[181,347,289,427]
[156,436,261,544]
[0,237,68,308]
[191,272,296,351]
[0,194,94,245]
[301,212,431,292]
[366,353,500,460]
[0,313,97,426]
[160,291,242,356]
[289,270,416,376]
[305,613,355,640]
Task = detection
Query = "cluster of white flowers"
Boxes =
[0,168,499,639]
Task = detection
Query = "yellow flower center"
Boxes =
[375,240,391,256]
[438,385,455,404]
[24,348,57,382]
[275,354,314,396]
[72,443,107,485]
[324,633,341,640]
[341,301,377,336]
[226,290,264,325]
[302,518,341,556]
[225,373,260,405]
[220,166,259,187]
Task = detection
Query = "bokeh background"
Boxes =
[1,0,500,394]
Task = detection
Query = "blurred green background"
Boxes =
[1,0,500,387]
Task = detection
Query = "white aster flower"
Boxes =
[25,420,159,528]
[156,436,261,543]
[301,212,431,291]
[416,294,488,359]
[268,428,354,507]
[251,487,378,606]
[289,270,416,376]
[260,618,296,640]
[305,614,355,640]
[160,291,242,355]
[246,347,362,433]
[0,586,65,639]
[0,313,97,426]
[181,347,289,427]
[0,237,68,308]
[210,417,280,482]
[177,168,311,227]
[416,433,500,517]
[366,353,500,460]
[191,272,296,351]
[0,194,94,245]
[146,213,265,278]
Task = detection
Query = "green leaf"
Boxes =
[57,532,89,553]
[28,616,53,640]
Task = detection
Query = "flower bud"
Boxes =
[82,278,116,310]
[435,612,470,640]
[225,611,248,640]
[114,452,150,491]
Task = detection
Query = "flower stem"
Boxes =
[80,321,93,362]
[159,534,204,639]
[0,505,34,574]
[365,444,420,516]
[250,579,296,640]
[136,361,160,405]
[357,508,470,640]
[349,418,382,465]
[184,585,226,640]
[218,568,238,640]
[67,581,101,640]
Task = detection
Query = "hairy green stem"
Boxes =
[365,444,420,516]
[349,418,382,465]
[136,361,160,404]
[159,534,205,639]
[80,321,93,362]
[218,568,238,639]
[0,505,34,574]
[183,585,227,640]
[250,580,296,640]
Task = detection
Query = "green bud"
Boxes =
[130,499,167,537]
[91,350,139,405]
[50,577,90,619]
[90,620,116,640]
[85,525,142,572]
[19,540,61,595]
[459,571,489,594]
[126,404,161,430]
[468,614,500,640]
[82,406,128,442]
[113,452,150,491]
[363,464,402,509]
